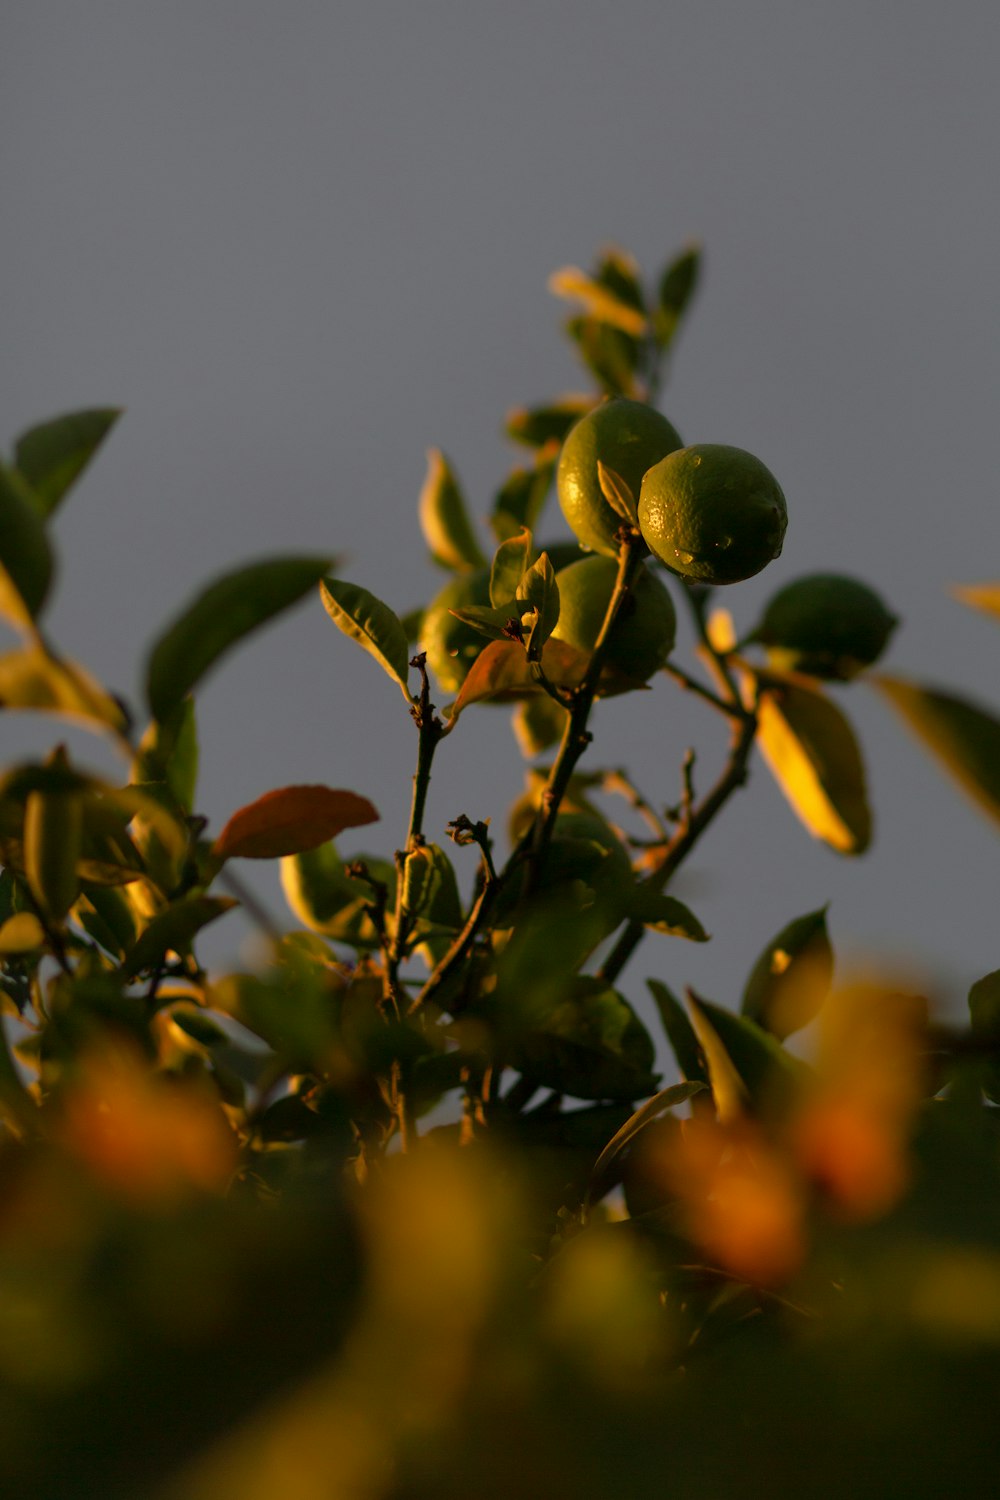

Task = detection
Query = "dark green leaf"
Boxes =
[0,462,55,627]
[121,895,237,979]
[134,696,198,813]
[655,245,701,351]
[565,315,641,398]
[14,408,121,517]
[490,453,557,542]
[629,887,709,941]
[504,396,595,449]
[586,1080,707,1204]
[647,979,710,1087]
[320,577,412,700]
[511,977,658,1101]
[968,969,1000,1105]
[490,527,534,608]
[741,906,833,1039]
[146,555,332,722]
[874,674,1000,829]
[688,991,805,1119]
[517,551,560,655]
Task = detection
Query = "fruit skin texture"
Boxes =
[638,444,787,584]
[557,398,683,557]
[551,556,676,682]
[755,573,898,680]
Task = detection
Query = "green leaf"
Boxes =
[741,906,834,1039]
[629,886,709,941]
[511,976,658,1101]
[490,527,534,609]
[517,551,561,656]
[594,247,648,315]
[418,449,487,573]
[586,1079,707,1205]
[133,697,198,813]
[597,461,638,526]
[319,577,412,701]
[447,637,588,722]
[146,555,332,722]
[688,991,803,1120]
[968,970,1000,1106]
[14,408,121,517]
[873,674,1000,829]
[0,462,55,627]
[753,667,871,854]
[549,265,649,338]
[565,315,640,398]
[511,694,569,757]
[490,453,557,543]
[647,979,709,1088]
[399,604,425,643]
[0,647,126,732]
[281,842,394,950]
[401,842,461,927]
[504,396,595,450]
[448,602,520,642]
[655,245,701,351]
[121,895,237,979]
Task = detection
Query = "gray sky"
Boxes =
[3,0,1000,1040]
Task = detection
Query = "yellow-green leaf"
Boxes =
[0,646,126,732]
[121,895,237,979]
[504,395,596,449]
[14,408,121,518]
[753,668,871,854]
[685,991,749,1124]
[320,578,412,700]
[873,674,1000,827]
[490,527,534,609]
[418,449,487,573]
[548,266,649,338]
[147,555,333,722]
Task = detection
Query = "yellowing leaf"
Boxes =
[548,267,649,338]
[447,637,589,721]
[0,912,46,954]
[214,785,379,860]
[951,582,1000,623]
[0,647,126,732]
[418,449,487,573]
[753,668,871,854]
[873,674,1000,828]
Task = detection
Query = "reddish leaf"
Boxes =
[213,785,379,860]
[447,637,590,721]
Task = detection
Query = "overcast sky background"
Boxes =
[3,1,999,1046]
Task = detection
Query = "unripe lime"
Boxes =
[754,573,898,679]
[551,556,676,682]
[557,398,683,556]
[638,444,787,584]
[422,570,491,693]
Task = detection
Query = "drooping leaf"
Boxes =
[586,1079,707,1203]
[147,555,333,722]
[548,266,649,337]
[741,906,834,1039]
[873,674,1000,828]
[121,895,237,979]
[504,395,595,449]
[490,452,558,542]
[647,979,710,1088]
[213,785,379,860]
[688,991,803,1120]
[490,527,534,609]
[447,637,588,721]
[418,449,487,573]
[655,245,701,351]
[0,647,126,732]
[628,885,709,941]
[0,462,55,627]
[14,408,121,517]
[319,577,412,701]
[511,976,658,1102]
[753,667,871,854]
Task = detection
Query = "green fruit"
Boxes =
[551,556,676,682]
[754,574,898,680]
[557,398,683,556]
[421,570,492,693]
[638,444,787,584]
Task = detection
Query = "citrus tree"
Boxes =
[3,245,1000,1499]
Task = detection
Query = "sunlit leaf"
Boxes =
[447,636,589,721]
[753,667,871,854]
[504,395,595,449]
[281,843,393,950]
[951,582,1000,623]
[511,694,568,757]
[133,697,198,813]
[686,991,749,1124]
[490,452,558,543]
[628,885,709,941]
[490,527,534,609]
[0,912,46,954]
[14,407,121,517]
[448,602,520,642]
[0,646,126,732]
[213,785,379,860]
[688,991,803,1121]
[319,577,412,700]
[548,266,649,337]
[517,551,560,655]
[418,449,487,573]
[0,462,55,627]
[655,244,701,351]
[147,555,332,722]
[647,979,710,1088]
[873,674,1000,828]
[741,906,834,1039]
[121,895,237,979]
[597,461,638,526]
